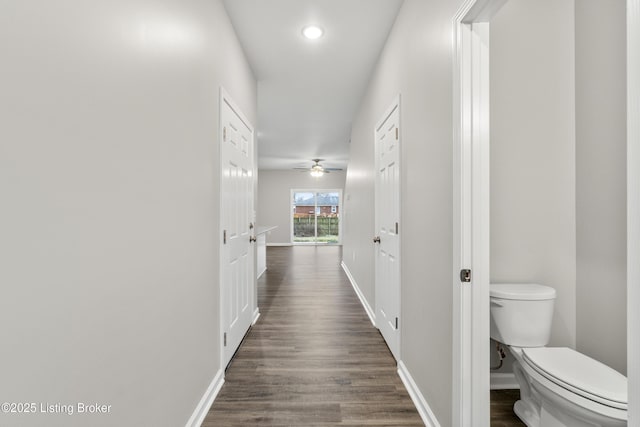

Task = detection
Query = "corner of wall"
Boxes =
[397,361,442,427]
[184,370,225,427]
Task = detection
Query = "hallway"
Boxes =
[204,246,422,426]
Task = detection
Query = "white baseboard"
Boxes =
[185,369,225,427]
[252,308,260,325]
[490,373,519,390]
[266,243,292,247]
[397,361,441,427]
[340,261,376,326]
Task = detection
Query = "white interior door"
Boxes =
[220,89,255,368]
[375,98,401,361]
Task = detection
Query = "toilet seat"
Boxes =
[522,347,627,410]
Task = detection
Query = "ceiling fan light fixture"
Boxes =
[310,168,324,177]
[302,25,324,40]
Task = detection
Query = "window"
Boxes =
[291,190,341,244]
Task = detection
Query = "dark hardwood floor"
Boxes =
[204,246,423,426]
[491,389,525,426]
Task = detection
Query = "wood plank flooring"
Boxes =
[204,246,423,426]
[491,390,526,426]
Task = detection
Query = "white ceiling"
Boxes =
[223,0,404,171]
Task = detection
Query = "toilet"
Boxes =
[490,283,627,427]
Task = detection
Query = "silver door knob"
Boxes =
[373,236,381,243]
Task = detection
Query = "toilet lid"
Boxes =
[523,347,627,410]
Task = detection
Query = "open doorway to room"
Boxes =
[454,1,633,426]
[291,189,342,244]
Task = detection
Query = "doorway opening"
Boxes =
[291,189,342,244]
[454,0,637,426]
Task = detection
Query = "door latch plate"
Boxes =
[460,269,471,283]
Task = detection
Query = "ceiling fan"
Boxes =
[293,159,343,177]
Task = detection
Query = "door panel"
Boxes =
[375,100,400,361]
[293,191,316,242]
[316,191,340,243]
[221,94,254,368]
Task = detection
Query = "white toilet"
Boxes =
[490,283,627,427]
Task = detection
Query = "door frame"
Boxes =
[453,0,640,424]
[374,95,402,361]
[452,1,507,425]
[218,87,256,372]
[290,188,343,245]
[628,0,640,421]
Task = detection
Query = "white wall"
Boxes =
[257,170,345,244]
[0,2,256,426]
[490,0,628,378]
[490,0,576,349]
[491,0,626,380]
[575,0,627,375]
[342,0,464,423]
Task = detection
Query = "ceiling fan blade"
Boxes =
[324,168,343,171]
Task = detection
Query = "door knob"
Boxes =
[373,236,381,243]
[249,236,256,243]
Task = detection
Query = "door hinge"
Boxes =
[223,127,227,142]
[460,269,471,283]
[395,222,399,234]
[223,230,227,244]
[395,317,398,329]
[395,127,399,140]
[224,332,227,346]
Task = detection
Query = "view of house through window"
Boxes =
[292,190,341,244]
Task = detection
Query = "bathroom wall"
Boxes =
[257,170,346,245]
[575,0,627,375]
[0,2,256,426]
[490,0,577,350]
[342,0,463,423]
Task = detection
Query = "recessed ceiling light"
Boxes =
[302,25,323,40]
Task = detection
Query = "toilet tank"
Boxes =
[490,283,556,347]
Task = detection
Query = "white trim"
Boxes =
[184,369,225,427]
[266,243,293,247]
[252,308,260,325]
[341,261,376,326]
[490,373,519,390]
[452,1,507,426]
[628,0,640,423]
[397,361,441,427]
[461,0,508,23]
